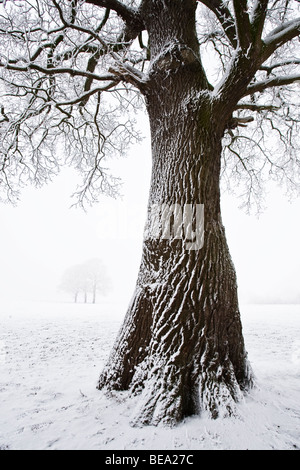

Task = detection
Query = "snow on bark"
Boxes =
[98,0,254,426]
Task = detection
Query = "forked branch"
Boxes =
[198,0,237,48]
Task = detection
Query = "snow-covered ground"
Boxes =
[0,300,299,450]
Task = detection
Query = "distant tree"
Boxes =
[60,258,110,303]
[60,263,88,303]
[82,258,111,303]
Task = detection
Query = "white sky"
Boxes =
[0,120,299,306]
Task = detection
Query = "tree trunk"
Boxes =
[98,0,253,426]
[93,283,96,304]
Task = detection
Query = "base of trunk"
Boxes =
[98,225,254,426]
[130,349,254,426]
[98,297,254,427]
[99,352,253,427]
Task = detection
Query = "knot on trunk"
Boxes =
[150,42,200,75]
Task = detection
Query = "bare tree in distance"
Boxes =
[60,258,111,303]
[83,258,111,303]
[60,263,87,303]
[0,0,299,426]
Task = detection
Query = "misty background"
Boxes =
[0,118,299,308]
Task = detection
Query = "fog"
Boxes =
[0,131,299,307]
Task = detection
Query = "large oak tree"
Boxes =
[0,0,299,426]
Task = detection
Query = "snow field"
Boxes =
[0,301,299,450]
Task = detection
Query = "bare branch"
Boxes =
[198,0,237,48]
[84,0,144,30]
[244,74,300,96]
[54,82,121,106]
[234,103,280,112]
[50,0,145,78]
[250,0,269,41]
[232,0,252,50]
[108,62,147,90]
[1,61,117,82]
[263,17,300,60]
[227,115,254,130]
[0,105,9,124]
[81,7,110,99]
[52,0,112,48]
[260,59,300,74]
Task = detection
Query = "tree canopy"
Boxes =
[0,0,299,210]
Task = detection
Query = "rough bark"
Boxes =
[98,0,253,426]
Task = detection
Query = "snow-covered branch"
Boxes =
[85,0,144,30]
[244,74,300,96]
[250,0,269,40]
[232,0,252,50]
[234,103,280,112]
[1,61,117,82]
[263,17,300,60]
[260,59,300,74]
[108,62,147,89]
[0,0,145,205]
[198,0,237,48]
